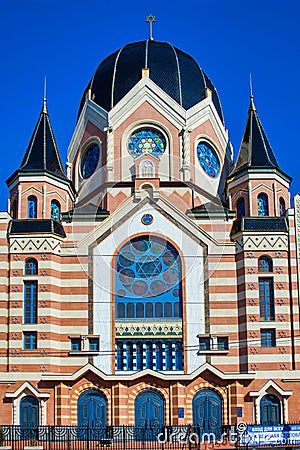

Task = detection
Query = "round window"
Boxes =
[81,144,100,179]
[128,128,166,157]
[197,142,220,178]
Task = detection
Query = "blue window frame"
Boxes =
[237,198,245,218]
[259,278,275,321]
[175,341,183,370]
[23,331,37,350]
[51,200,60,221]
[199,337,210,351]
[155,342,163,370]
[28,196,37,218]
[89,338,99,351]
[136,342,143,370]
[257,193,269,216]
[217,337,228,351]
[24,281,37,324]
[146,342,153,369]
[261,329,276,347]
[24,258,38,275]
[70,338,81,351]
[115,236,182,320]
[165,342,173,370]
[258,256,273,273]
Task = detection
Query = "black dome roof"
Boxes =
[79,40,224,122]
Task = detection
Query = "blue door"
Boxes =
[193,390,222,439]
[78,390,106,428]
[20,396,39,427]
[135,390,164,428]
[260,394,280,425]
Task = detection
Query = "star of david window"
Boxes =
[197,142,220,178]
[128,128,166,157]
[115,236,182,319]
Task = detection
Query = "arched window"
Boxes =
[51,200,60,221]
[165,341,173,370]
[257,193,269,216]
[11,200,17,219]
[259,278,275,321]
[24,258,38,275]
[237,198,245,218]
[126,342,133,370]
[117,303,125,318]
[136,342,143,370]
[175,341,183,370]
[28,196,37,219]
[260,394,281,425]
[258,256,273,273]
[78,390,106,428]
[20,396,39,427]
[155,342,163,370]
[115,236,182,319]
[279,197,286,216]
[140,160,155,178]
[116,342,124,371]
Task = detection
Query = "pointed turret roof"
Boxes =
[20,100,67,179]
[6,100,68,186]
[232,96,291,181]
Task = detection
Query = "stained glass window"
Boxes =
[81,144,100,179]
[258,256,273,273]
[51,200,60,221]
[237,198,245,218]
[279,197,286,216]
[257,193,269,216]
[24,258,38,275]
[128,129,166,157]
[28,196,37,218]
[197,142,220,178]
[115,236,182,319]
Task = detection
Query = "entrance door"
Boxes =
[135,390,164,428]
[260,394,280,425]
[20,396,39,427]
[78,390,106,428]
[193,390,222,439]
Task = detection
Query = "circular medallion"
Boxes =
[197,142,220,178]
[128,129,166,157]
[81,144,100,179]
[141,213,154,225]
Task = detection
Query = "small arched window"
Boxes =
[24,258,38,275]
[237,198,245,218]
[140,160,155,178]
[279,197,286,216]
[258,256,273,273]
[11,200,17,219]
[51,200,61,221]
[28,196,37,219]
[257,193,269,217]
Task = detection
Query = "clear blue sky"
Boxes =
[1,0,299,212]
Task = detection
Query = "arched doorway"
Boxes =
[20,396,39,427]
[193,389,222,439]
[135,390,164,428]
[78,390,106,428]
[260,394,281,425]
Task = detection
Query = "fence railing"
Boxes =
[0,425,222,450]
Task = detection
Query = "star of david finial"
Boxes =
[146,15,156,40]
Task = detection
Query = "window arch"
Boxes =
[257,193,269,216]
[24,258,38,275]
[51,200,60,221]
[28,196,37,218]
[237,198,245,218]
[260,394,281,425]
[20,396,39,427]
[279,197,286,216]
[115,236,182,319]
[258,256,273,273]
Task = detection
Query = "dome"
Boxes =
[79,40,224,122]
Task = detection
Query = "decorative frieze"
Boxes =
[116,322,182,338]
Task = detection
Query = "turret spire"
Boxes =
[43,76,47,114]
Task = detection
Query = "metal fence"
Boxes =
[0,425,217,450]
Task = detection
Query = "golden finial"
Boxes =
[146,15,156,40]
[43,76,48,114]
